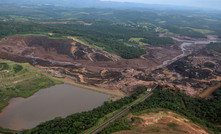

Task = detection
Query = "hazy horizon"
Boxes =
[1,0,221,10]
[102,0,221,10]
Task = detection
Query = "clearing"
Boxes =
[115,111,210,134]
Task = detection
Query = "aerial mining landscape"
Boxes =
[0,0,221,134]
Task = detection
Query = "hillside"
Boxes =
[0,4,221,134]
[99,88,221,134]
[115,111,209,134]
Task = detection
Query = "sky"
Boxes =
[102,0,221,9]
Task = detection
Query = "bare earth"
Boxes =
[115,111,210,134]
[0,35,220,97]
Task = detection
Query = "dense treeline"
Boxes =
[0,21,147,59]
[98,119,131,134]
[60,22,156,41]
[83,36,146,59]
[131,88,221,133]
[2,5,221,33]
[1,7,221,59]
[99,88,221,134]
[163,25,206,38]
[1,5,221,38]
[140,37,174,46]
[208,42,221,53]
[0,22,80,39]
[22,88,146,134]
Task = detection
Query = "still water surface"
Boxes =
[0,84,110,130]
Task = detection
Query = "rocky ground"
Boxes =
[0,35,220,97]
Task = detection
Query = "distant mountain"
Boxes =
[0,0,219,12]
[0,0,156,9]
[0,0,98,6]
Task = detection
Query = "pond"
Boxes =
[0,84,111,130]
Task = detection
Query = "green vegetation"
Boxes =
[0,5,221,39]
[129,38,143,43]
[0,4,220,134]
[208,42,221,53]
[22,88,147,134]
[0,126,16,134]
[13,64,23,73]
[23,86,221,134]
[83,37,146,59]
[128,38,149,45]
[131,88,221,133]
[186,27,214,34]
[163,25,206,38]
[98,118,132,134]
[0,63,9,71]
[0,59,62,112]
[0,22,75,39]
[140,37,174,46]
[98,88,221,134]
[1,5,221,59]
[0,21,147,59]
[128,37,174,47]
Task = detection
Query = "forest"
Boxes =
[0,21,147,59]
[99,88,221,134]
[163,25,206,38]
[0,5,221,134]
[1,5,221,38]
[140,37,174,46]
[1,5,221,36]
[1,5,221,59]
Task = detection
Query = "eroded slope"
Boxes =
[0,35,219,97]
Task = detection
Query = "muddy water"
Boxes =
[158,35,220,68]
[162,42,192,66]
[0,84,110,130]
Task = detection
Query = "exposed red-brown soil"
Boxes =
[115,111,211,134]
[0,36,182,93]
[0,35,219,97]
[140,49,221,97]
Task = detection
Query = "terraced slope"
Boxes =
[0,35,220,97]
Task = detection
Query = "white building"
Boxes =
[147,88,152,92]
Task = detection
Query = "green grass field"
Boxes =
[0,59,62,112]
[128,38,149,45]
